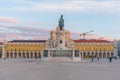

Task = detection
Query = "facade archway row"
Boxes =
[6,51,41,58]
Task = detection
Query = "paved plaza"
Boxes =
[0,59,120,80]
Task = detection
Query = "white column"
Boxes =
[21,51,23,58]
[79,50,82,61]
[81,51,83,59]
[93,53,95,57]
[13,52,15,58]
[17,52,19,58]
[25,52,27,58]
[33,52,35,58]
[72,49,75,61]
[29,52,31,58]
[113,51,115,57]
[86,51,88,56]
[79,50,80,57]
[107,51,109,58]
[90,52,92,56]
[98,51,99,58]
[41,50,43,59]
[37,52,39,58]
[110,51,111,57]
[105,52,107,58]
[9,52,10,58]
[48,50,50,60]
[101,52,103,58]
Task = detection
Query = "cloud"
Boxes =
[71,31,115,41]
[0,22,116,42]
[0,24,50,41]
[0,17,21,23]
[0,25,115,42]
[1,0,120,13]
[29,22,56,27]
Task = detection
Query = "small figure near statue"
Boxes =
[59,15,64,30]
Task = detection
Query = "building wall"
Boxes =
[1,40,116,59]
[5,42,46,58]
[74,42,115,58]
[74,42,114,51]
[6,43,46,52]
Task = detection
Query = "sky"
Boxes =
[0,0,120,41]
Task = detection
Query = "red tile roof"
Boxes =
[74,39,111,43]
[9,40,46,43]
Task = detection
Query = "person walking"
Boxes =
[109,57,112,62]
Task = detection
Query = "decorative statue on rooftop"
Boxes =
[59,15,64,30]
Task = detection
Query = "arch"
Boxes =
[14,52,17,58]
[34,52,37,58]
[38,52,41,58]
[31,52,33,58]
[95,52,98,57]
[75,50,79,57]
[91,52,94,57]
[23,52,25,58]
[83,52,86,57]
[107,52,110,58]
[87,52,90,56]
[103,52,106,58]
[94,52,97,58]
[18,52,21,58]
[6,52,9,58]
[83,52,87,58]
[111,52,114,57]
[26,52,29,58]
[99,52,102,58]
[10,52,13,58]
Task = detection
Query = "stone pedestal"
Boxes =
[55,29,68,50]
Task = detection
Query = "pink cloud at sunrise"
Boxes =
[0,16,21,23]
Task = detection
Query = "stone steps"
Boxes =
[51,50,72,57]
[50,57,72,62]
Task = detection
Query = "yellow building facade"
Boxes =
[0,39,117,59]
[74,39,116,59]
[3,40,46,58]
